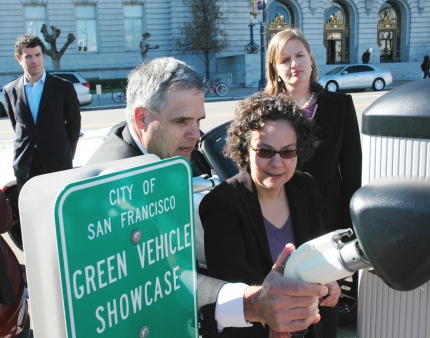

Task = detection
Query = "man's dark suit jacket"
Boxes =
[3,72,81,181]
[299,90,362,234]
[199,170,326,338]
[86,123,229,336]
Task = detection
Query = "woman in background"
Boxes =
[264,28,362,337]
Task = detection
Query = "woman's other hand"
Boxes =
[319,281,341,307]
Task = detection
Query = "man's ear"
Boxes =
[134,106,149,130]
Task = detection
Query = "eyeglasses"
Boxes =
[249,144,299,159]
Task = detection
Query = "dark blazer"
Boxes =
[3,72,81,181]
[86,123,228,337]
[199,170,326,338]
[86,122,142,165]
[299,90,362,233]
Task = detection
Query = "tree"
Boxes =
[41,24,75,70]
[139,32,160,63]
[175,0,229,80]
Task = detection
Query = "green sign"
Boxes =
[54,157,197,338]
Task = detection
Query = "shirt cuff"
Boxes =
[215,282,253,331]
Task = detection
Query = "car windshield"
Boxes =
[325,67,345,75]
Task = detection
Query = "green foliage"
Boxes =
[175,0,229,79]
[87,78,127,90]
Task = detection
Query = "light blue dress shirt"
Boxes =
[24,70,46,124]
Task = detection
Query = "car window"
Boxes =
[358,66,374,72]
[344,66,358,74]
[325,67,345,75]
[53,73,79,83]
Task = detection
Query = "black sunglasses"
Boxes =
[249,144,299,159]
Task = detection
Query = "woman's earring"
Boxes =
[311,64,315,70]
[277,75,283,82]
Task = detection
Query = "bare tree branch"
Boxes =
[41,24,75,70]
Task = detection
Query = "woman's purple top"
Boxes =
[263,215,295,264]
[303,102,317,120]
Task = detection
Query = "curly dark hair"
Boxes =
[224,92,316,170]
[15,34,46,59]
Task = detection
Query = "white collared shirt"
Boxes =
[24,70,46,124]
[128,124,149,155]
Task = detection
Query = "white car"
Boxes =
[318,64,393,92]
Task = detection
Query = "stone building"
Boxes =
[0,0,428,87]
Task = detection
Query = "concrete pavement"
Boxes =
[81,80,412,111]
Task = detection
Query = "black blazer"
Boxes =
[299,90,362,233]
[199,170,326,338]
[86,123,230,337]
[3,72,81,180]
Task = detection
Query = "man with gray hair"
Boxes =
[87,57,327,337]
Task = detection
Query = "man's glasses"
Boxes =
[249,144,299,159]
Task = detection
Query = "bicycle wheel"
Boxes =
[216,83,228,97]
[112,89,125,103]
[119,91,126,103]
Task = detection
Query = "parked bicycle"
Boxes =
[111,82,127,103]
[203,77,229,97]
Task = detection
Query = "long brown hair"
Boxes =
[264,28,321,95]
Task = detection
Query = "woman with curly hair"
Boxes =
[199,93,340,338]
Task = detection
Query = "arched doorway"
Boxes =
[324,2,350,64]
[378,2,401,62]
[266,1,295,45]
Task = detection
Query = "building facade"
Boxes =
[0,0,428,87]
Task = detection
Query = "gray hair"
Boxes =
[125,57,204,123]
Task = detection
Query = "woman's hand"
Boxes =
[319,281,341,307]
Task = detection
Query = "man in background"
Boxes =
[362,49,370,64]
[3,34,81,192]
